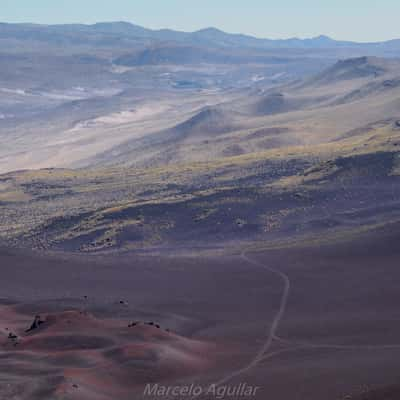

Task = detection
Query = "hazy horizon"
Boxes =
[2,19,400,45]
[2,0,400,42]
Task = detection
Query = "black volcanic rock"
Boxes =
[26,315,46,333]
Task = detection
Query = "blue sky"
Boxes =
[2,0,399,42]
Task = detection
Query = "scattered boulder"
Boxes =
[383,80,396,87]
[25,315,46,333]
[128,321,164,329]
[236,219,246,228]
[8,332,17,340]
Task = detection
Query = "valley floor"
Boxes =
[1,223,400,399]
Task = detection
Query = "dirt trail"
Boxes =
[211,251,291,387]
[210,250,400,393]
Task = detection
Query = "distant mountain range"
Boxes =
[1,21,400,52]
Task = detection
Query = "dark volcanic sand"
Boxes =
[1,224,400,399]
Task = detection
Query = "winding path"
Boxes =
[187,249,400,400]
[210,251,291,387]
[211,250,400,389]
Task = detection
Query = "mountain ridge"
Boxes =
[1,21,400,50]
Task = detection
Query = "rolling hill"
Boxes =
[63,56,400,171]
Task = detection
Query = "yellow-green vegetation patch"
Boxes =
[101,202,139,215]
[264,218,400,252]
[0,189,31,202]
[194,208,218,222]
[0,120,399,252]
[270,160,339,189]
[261,208,298,232]
[55,214,144,243]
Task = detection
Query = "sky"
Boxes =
[2,0,399,42]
